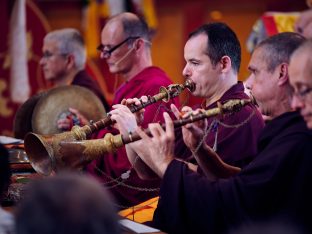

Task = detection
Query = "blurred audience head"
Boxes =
[15,173,121,234]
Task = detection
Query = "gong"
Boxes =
[31,85,106,135]
[13,91,47,139]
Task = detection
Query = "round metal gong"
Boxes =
[13,91,47,139]
[32,85,106,135]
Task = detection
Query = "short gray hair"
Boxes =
[44,28,86,70]
[256,32,305,73]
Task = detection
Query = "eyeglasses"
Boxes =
[42,51,68,59]
[97,36,140,58]
[293,87,312,101]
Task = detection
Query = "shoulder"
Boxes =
[132,67,173,94]
[137,67,173,86]
[72,70,102,92]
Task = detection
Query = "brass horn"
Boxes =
[25,99,251,176]
[24,80,195,176]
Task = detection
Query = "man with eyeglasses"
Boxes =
[111,32,312,233]
[289,40,312,129]
[40,28,110,129]
[86,12,180,208]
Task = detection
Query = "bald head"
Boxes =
[289,40,312,129]
[110,12,139,22]
[107,12,151,42]
[289,40,312,91]
[99,12,152,77]
[291,40,312,80]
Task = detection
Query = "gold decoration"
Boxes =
[0,79,13,117]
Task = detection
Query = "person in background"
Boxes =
[15,173,121,234]
[0,144,14,234]
[289,39,312,129]
[295,8,312,39]
[85,12,180,208]
[40,28,110,129]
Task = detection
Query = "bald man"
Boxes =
[289,39,312,129]
[86,12,180,208]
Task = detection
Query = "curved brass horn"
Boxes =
[26,99,252,176]
[24,125,91,176]
[24,80,195,176]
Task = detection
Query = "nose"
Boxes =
[100,51,106,59]
[291,94,305,110]
[244,75,253,90]
[39,57,45,66]
[182,64,191,78]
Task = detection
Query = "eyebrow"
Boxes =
[188,58,201,63]
[248,65,256,72]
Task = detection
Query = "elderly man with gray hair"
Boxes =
[40,28,110,129]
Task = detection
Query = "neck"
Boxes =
[270,88,292,118]
[205,74,237,107]
[122,51,152,82]
[53,69,79,87]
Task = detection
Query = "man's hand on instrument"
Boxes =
[57,108,89,131]
[121,96,147,125]
[110,104,138,136]
[130,112,175,178]
[171,104,207,151]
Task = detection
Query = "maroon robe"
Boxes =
[86,67,180,208]
[176,82,265,168]
[72,70,110,112]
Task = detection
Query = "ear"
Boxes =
[65,54,75,69]
[277,63,289,86]
[220,56,232,73]
[134,38,144,51]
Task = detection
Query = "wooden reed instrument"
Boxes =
[24,79,195,175]
[78,79,195,137]
[25,99,251,176]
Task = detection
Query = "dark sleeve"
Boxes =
[219,131,312,229]
[153,160,225,234]
[153,131,312,233]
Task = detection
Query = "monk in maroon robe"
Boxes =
[85,13,180,208]
[175,81,264,168]
[86,67,179,207]
[172,23,264,169]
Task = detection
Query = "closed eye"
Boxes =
[248,67,257,75]
[189,59,200,66]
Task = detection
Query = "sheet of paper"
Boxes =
[119,219,161,233]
